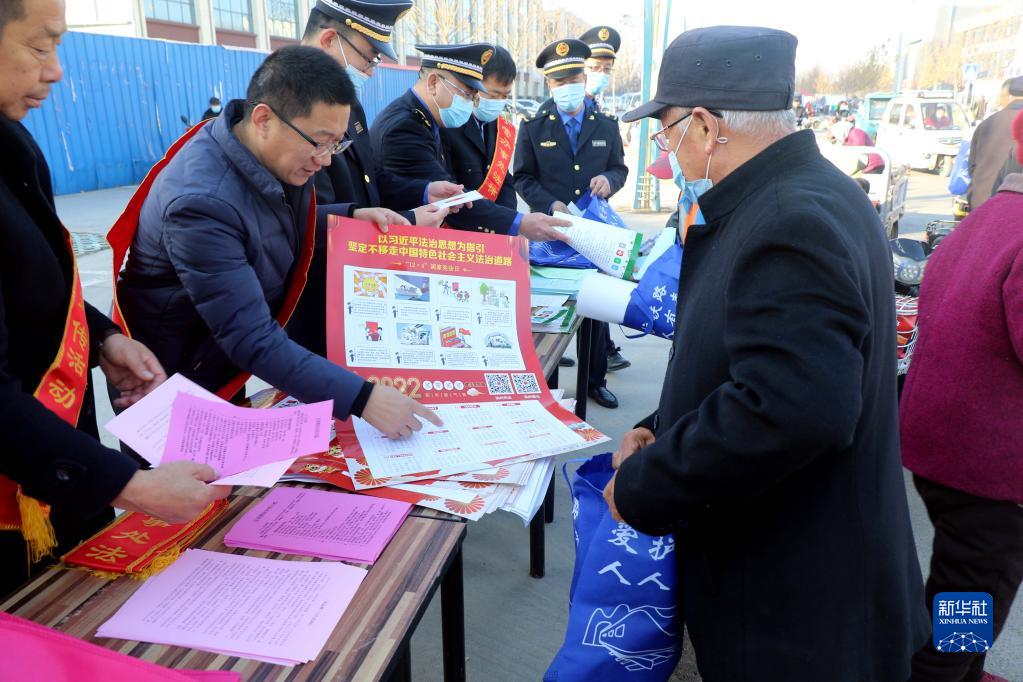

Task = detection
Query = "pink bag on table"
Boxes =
[0,612,240,681]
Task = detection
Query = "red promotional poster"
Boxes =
[324,218,606,492]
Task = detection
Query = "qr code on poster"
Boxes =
[511,373,541,395]
[484,373,514,395]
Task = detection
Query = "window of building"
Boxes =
[145,0,195,24]
[213,0,253,33]
[266,0,299,38]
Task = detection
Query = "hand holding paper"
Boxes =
[520,212,572,243]
[113,461,229,525]
[552,211,642,279]
[162,393,333,482]
[431,189,482,210]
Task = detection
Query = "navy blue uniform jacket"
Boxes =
[513,98,628,212]
[370,90,519,234]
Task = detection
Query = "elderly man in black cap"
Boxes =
[968,76,1023,210]
[293,0,461,357]
[604,26,929,680]
[515,38,629,408]
[370,43,569,241]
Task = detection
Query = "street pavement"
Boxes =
[57,166,1021,681]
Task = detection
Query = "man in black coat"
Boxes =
[441,45,519,212]
[514,38,629,408]
[607,26,929,680]
[0,0,228,597]
[293,0,459,357]
[370,43,568,241]
[968,76,1023,210]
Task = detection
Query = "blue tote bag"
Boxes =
[529,191,628,268]
[545,453,682,681]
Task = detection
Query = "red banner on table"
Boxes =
[61,500,228,579]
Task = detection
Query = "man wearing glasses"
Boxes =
[605,27,928,679]
[371,43,570,241]
[514,38,629,408]
[579,25,620,113]
[115,46,441,440]
[293,0,461,358]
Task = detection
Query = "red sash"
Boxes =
[107,120,318,401]
[0,231,90,560]
[478,116,516,202]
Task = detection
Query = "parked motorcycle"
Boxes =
[926,219,958,249]
[890,237,932,296]
[890,238,932,395]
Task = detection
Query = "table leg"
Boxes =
[575,318,593,420]
[548,364,559,390]
[529,504,545,579]
[543,475,555,524]
[441,546,466,682]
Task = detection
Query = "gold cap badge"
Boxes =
[556,42,570,57]
[481,49,493,66]
[598,27,610,41]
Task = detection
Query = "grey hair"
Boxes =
[672,107,796,142]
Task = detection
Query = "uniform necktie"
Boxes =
[566,117,580,154]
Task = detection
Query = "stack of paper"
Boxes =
[224,486,410,563]
[106,374,332,487]
[97,549,365,666]
[531,304,576,333]
[530,265,593,296]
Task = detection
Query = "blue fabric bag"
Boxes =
[618,194,701,340]
[622,234,683,340]
[528,191,627,268]
[544,453,682,681]
[948,139,971,196]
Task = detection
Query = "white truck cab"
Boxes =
[874,92,975,176]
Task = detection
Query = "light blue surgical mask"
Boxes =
[474,97,507,123]
[337,41,371,100]
[438,78,474,128]
[210,104,222,114]
[586,72,609,96]
[669,116,723,200]
[552,82,586,113]
[346,65,370,99]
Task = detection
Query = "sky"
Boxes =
[544,0,950,72]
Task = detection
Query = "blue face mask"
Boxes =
[586,72,609,96]
[474,97,507,123]
[552,82,586,113]
[210,104,222,114]
[346,65,370,99]
[669,117,717,200]
[438,79,474,128]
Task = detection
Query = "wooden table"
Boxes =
[1,488,468,682]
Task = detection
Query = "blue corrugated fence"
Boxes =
[22,31,417,195]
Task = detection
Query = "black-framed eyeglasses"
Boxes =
[651,108,723,152]
[324,27,382,68]
[257,101,352,158]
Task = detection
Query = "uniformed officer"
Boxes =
[370,43,569,240]
[440,45,518,212]
[580,25,631,373]
[579,25,621,110]
[514,38,629,408]
[292,0,464,357]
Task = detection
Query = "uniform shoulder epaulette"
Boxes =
[526,109,549,123]
[413,108,433,129]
